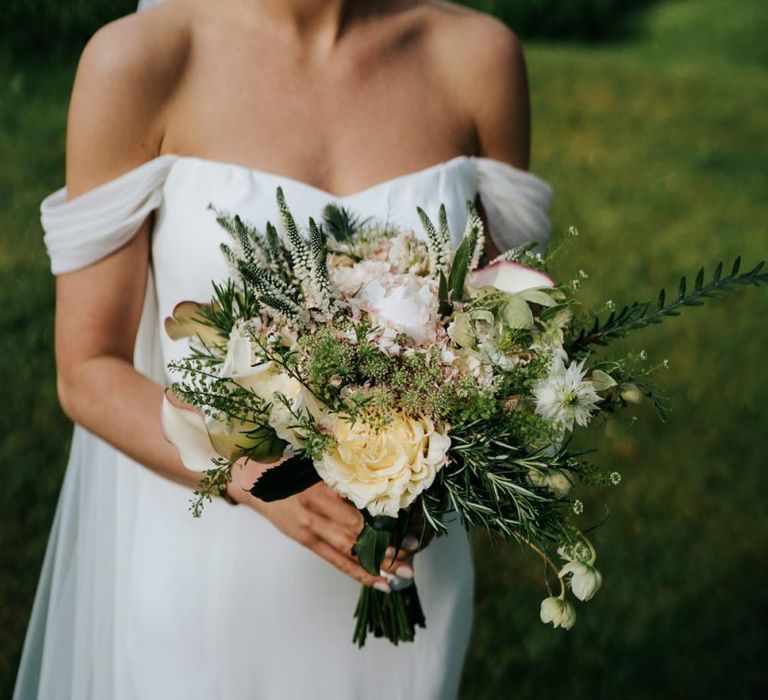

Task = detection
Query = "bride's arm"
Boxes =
[53,18,401,590]
[438,12,533,258]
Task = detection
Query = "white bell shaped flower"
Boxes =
[539,596,576,630]
[559,561,603,602]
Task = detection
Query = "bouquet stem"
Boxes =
[352,582,426,647]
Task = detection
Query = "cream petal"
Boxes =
[161,390,221,472]
[164,301,220,347]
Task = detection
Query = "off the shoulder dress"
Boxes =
[14,154,553,700]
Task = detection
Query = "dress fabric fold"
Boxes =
[14,153,553,700]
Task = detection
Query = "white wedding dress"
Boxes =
[13,152,552,700]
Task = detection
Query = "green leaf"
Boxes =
[438,271,452,317]
[591,369,617,391]
[249,453,320,502]
[500,296,534,329]
[352,516,397,575]
[242,425,288,463]
[448,230,475,303]
[520,289,558,307]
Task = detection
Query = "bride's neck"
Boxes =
[226,0,367,44]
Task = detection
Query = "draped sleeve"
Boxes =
[41,154,178,274]
[474,157,554,252]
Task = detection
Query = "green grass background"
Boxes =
[1,0,766,697]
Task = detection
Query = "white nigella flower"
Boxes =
[559,561,603,602]
[540,596,576,630]
[533,354,601,432]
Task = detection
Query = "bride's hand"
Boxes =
[227,460,416,591]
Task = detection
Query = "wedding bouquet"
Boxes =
[161,188,766,646]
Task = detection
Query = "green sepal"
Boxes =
[249,453,320,502]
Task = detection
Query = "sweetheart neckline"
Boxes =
[52,152,552,208]
[170,153,474,200]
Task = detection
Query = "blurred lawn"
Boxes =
[1,0,766,697]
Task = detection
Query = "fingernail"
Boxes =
[402,535,419,551]
[373,581,391,593]
[395,564,414,579]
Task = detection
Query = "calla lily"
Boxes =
[164,301,222,348]
[161,389,285,471]
[468,260,555,296]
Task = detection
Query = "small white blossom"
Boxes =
[540,596,576,629]
[609,471,622,485]
[568,226,579,237]
[533,355,602,432]
[572,499,584,515]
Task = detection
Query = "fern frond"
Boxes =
[566,258,768,356]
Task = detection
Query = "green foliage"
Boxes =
[566,258,768,356]
[457,0,658,40]
[1,0,137,57]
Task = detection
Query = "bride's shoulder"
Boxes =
[420,1,523,67]
[65,4,193,190]
[419,2,530,166]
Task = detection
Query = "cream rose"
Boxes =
[316,413,451,517]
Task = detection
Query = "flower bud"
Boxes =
[559,561,602,601]
[540,596,576,630]
[528,468,573,499]
[620,383,643,404]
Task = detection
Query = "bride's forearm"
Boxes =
[57,355,202,491]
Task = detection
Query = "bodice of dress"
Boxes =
[41,153,554,380]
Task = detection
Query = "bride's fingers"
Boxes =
[307,511,358,559]
[302,485,363,534]
[312,539,390,590]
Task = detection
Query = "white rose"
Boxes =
[358,274,438,346]
[540,596,576,630]
[316,413,451,517]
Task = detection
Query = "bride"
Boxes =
[13,0,552,698]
